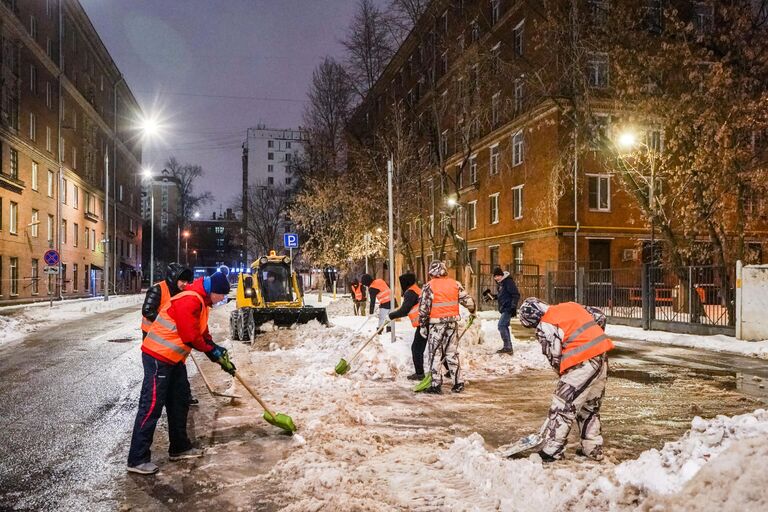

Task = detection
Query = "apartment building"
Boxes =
[0,0,143,303]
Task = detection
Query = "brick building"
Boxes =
[347,0,766,287]
[188,208,244,272]
[0,0,143,304]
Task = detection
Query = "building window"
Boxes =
[84,264,89,291]
[61,264,66,292]
[512,185,523,219]
[47,170,54,197]
[10,257,18,296]
[468,200,477,229]
[491,92,500,127]
[267,164,274,173]
[31,210,39,237]
[267,152,274,160]
[73,222,78,247]
[470,155,478,184]
[10,148,18,178]
[491,42,501,74]
[491,0,501,25]
[118,184,123,201]
[29,113,36,141]
[9,202,18,234]
[513,20,525,56]
[441,130,449,157]
[46,127,52,152]
[61,219,67,244]
[694,2,714,33]
[489,246,500,269]
[587,53,609,88]
[31,161,38,190]
[490,145,499,175]
[513,243,524,273]
[589,0,609,24]
[46,38,52,58]
[62,178,67,204]
[30,65,38,94]
[46,82,52,109]
[440,51,448,76]
[512,131,524,166]
[73,264,78,292]
[285,177,292,185]
[267,177,274,185]
[85,226,89,249]
[286,141,292,149]
[588,174,611,211]
[489,193,500,224]
[514,78,524,113]
[73,185,78,208]
[285,153,292,162]
[47,214,54,242]
[31,259,39,294]
[72,147,77,169]
[268,140,274,148]
[457,34,465,52]
[471,19,480,42]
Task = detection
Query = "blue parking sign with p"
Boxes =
[283,233,299,249]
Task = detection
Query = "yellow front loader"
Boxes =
[230,251,329,341]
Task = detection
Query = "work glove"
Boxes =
[511,307,517,318]
[206,344,237,376]
[419,325,429,339]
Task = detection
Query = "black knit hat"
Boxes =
[493,267,504,277]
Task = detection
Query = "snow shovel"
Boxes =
[497,420,547,458]
[334,320,391,375]
[189,353,241,399]
[414,315,475,392]
[233,371,297,433]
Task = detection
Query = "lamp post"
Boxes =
[142,168,155,285]
[617,130,657,262]
[183,230,190,266]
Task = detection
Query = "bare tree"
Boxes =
[165,157,213,228]
[237,184,292,256]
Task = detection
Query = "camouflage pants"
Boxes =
[426,322,460,387]
[541,355,607,459]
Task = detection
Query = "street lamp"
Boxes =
[617,129,657,263]
[183,230,190,266]
[142,168,156,285]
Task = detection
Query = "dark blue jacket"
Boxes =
[497,273,520,314]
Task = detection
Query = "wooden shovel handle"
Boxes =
[348,320,390,365]
[234,371,277,419]
[189,353,217,395]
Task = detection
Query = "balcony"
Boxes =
[0,173,25,193]
[84,211,99,223]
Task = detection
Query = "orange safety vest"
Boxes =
[142,290,209,364]
[407,284,422,327]
[370,278,391,305]
[541,302,615,374]
[428,277,460,319]
[350,283,363,301]
[141,280,171,334]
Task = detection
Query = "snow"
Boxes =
[0,294,143,347]
[606,324,768,359]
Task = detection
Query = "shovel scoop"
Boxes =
[334,358,350,375]
[412,373,433,392]
[263,411,297,433]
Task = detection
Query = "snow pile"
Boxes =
[607,324,768,358]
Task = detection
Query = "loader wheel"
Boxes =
[230,311,241,341]
[237,312,247,341]
[244,313,257,342]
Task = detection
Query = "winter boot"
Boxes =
[496,347,514,355]
[407,373,425,381]
[576,446,604,461]
[536,450,558,463]
[126,462,159,475]
[169,448,204,461]
[188,396,199,406]
[423,386,442,395]
[451,382,465,393]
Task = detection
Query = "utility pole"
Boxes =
[387,158,396,344]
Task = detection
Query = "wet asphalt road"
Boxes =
[0,305,766,511]
[0,305,142,512]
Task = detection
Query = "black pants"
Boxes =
[411,329,428,375]
[127,352,193,466]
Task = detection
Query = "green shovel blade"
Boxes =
[413,373,433,392]
[334,358,350,375]
[263,411,297,433]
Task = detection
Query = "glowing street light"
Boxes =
[618,131,638,150]
[446,197,458,208]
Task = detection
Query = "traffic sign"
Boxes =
[283,233,299,249]
[43,249,60,266]
[43,266,59,275]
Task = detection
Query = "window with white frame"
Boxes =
[47,170,54,197]
[9,148,18,178]
[9,202,18,234]
[489,193,500,224]
[72,147,77,169]
[46,126,51,152]
[512,185,523,219]
[73,185,78,209]
[491,42,501,74]
[490,145,499,175]
[456,163,463,189]
[29,65,38,94]
[429,214,434,236]
[491,92,500,126]
[440,51,448,76]
[10,257,18,296]
[47,214,54,242]
[441,130,449,157]
[588,174,611,211]
[514,78,524,113]
[46,82,52,109]
[31,209,39,237]
[31,161,38,190]
[73,222,78,247]
[512,131,524,166]
[468,200,477,229]
[513,243,524,272]
[469,155,478,184]
[62,178,67,204]
[513,20,525,56]
[587,53,609,88]
[29,112,36,141]
[31,258,39,294]
[61,219,67,244]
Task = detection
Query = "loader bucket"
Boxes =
[252,306,329,328]
[263,411,297,433]
[334,358,350,375]
[413,373,433,392]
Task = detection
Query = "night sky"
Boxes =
[80,0,361,217]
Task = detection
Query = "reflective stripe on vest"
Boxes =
[541,302,614,374]
[351,283,363,301]
[141,281,172,333]
[370,279,391,305]
[428,277,460,319]
[142,290,208,364]
[407,284,422,327]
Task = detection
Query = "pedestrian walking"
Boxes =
[518,298,613,462]
[360,274,393,331]
[141,262,197,405]
[127,267,236,475]
[492,267,520,354]
[417,261,476,394]
[387,272,426,380]
[349,278,366,316]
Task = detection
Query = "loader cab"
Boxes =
[259,264,293,303]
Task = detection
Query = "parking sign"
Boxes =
[283,233,299,249]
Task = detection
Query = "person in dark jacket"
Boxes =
[141,263,196,403]
[492,267,520,354]
[388,272,426,380]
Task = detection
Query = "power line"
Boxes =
[133,89,307,103]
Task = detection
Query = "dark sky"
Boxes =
[80,0,360,218]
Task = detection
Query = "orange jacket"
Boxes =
[542,302,614,374]
[141,280,170,334]
[142,290,209,364]
[428,277,460,319]
[350,283,364,301]
[370,278,391,305]
[407,284,422,327]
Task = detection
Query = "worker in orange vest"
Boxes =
[387,272,427,380]
[360,273,393,331]
[417,261,476,394]
[518,297,614,462]
[127,267,235,475]
[349,278,366,316]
